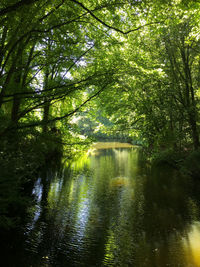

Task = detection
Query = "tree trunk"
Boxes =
[42,69,50,133]
[181,44,199,149]
[11,95,20,123]
[189,113,199,149]
[42,101,50,133]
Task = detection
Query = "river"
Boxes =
[4,142,200,266]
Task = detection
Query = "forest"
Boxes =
[1,0,200,242]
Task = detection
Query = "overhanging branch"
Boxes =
[4,84,108,131]
[70,0,163,35]
[0,0,40,16]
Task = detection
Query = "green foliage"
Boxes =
[0,129,64,229]
[151,149,184,168]
[151,148,200,180]
[181,150,200,178]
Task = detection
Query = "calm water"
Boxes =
[4,143,200,266]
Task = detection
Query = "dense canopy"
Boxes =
[1,0,200,152]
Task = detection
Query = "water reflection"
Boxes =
[20,144,200,266]
[26,178,43,232]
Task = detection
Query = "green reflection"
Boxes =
[24,142,200,267]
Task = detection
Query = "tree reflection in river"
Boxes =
[5,143,200,266]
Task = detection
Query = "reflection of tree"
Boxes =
[19,148,200,266]
[131,163,199,267]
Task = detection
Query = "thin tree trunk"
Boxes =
[42,101,50,133]
[42,69,50,133]
[181,44,199,149]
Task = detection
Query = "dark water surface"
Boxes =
[3,143,200,266]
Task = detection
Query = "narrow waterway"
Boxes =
[5,143,200,266]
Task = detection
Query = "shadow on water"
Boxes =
[2,143,200,266]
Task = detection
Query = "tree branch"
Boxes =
[0,0,40,16]
[70,0,163,35]
[8,85,107,131]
